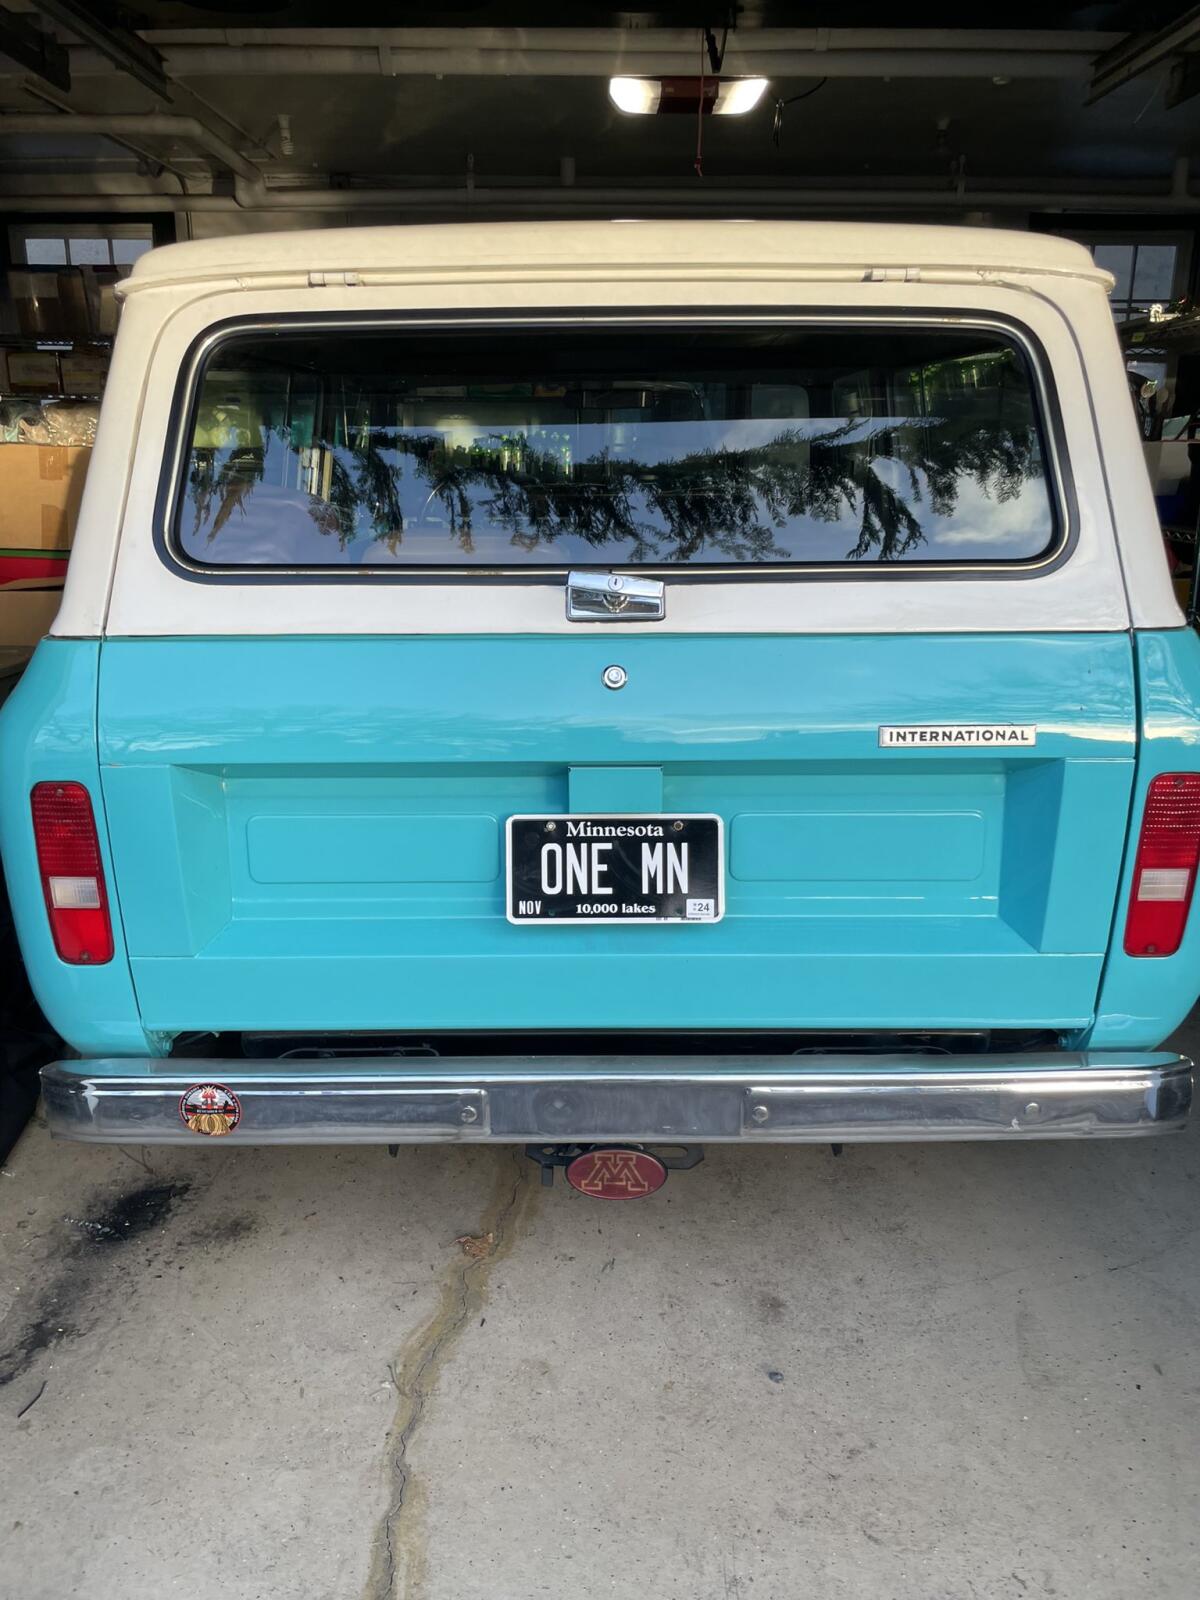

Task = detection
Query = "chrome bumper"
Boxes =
[40,1053,1192,1144]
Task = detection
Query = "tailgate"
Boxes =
[97,631,1135,1039]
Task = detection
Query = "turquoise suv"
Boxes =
[1,221,1194,1153]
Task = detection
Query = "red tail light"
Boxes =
[30,782,114,965]
[1123,772,1200,958]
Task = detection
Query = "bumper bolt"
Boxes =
[751,1104,770,1124]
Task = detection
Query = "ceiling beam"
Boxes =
[0,4,69,92]
[62,26,1120,81]
[1087,5,1200,103]
[0,112,261,183]
[0,178,1194,216]
[1166,51,1200,106]
[26,0,172,101]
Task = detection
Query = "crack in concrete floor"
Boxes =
[363,1150,536,1600]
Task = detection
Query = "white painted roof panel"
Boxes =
[122,219,1109,292]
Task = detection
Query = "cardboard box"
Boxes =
[5,350,61,395]
[0,588,60,650]
[7,269,91,339]
[0,444,91,552]
[59,351,109,397]
[89,270,120,337]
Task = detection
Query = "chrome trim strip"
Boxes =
[41,1053,1191,1144]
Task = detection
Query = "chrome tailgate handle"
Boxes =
[566,571,665,622]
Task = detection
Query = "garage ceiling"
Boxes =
[0,3,1197,223]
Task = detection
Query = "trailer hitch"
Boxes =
[524,1142,705,1197]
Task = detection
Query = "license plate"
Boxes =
[506,813,724,925]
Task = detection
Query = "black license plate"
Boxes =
[506,814,724,925]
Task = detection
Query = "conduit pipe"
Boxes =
[7,112,1194,216]
[1,111,1193,216]
[121,27,1117,80]
[0,185,1195,214]
[0,113,261,184]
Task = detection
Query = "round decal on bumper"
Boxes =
[179,1082,242,1137]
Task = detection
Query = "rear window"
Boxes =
[169,321,1061,572]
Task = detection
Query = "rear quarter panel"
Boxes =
[1088,626,1200,1048]
[0,640,150,1055]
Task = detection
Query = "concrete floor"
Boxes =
[1,1024,1198,1600]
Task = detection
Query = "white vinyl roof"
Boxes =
[121,219,1110,294]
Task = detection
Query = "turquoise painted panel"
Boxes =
[568,766,663,812]
[1089,628,1200,1048]
[21,630,1192,1057]
[130,949,1102,1035]
[998,759,1135,953]
[97,635,1136,767]
[107,770,559,949]
[100,765,233,957]
[93,632,1137,1041]
[246,813,499,885]
[997,760,1065,949]
[171,767,231,948]
[679,768,1006,916]
[730,810,986,883]
[0,641,151,1055]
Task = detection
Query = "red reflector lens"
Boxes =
[1123,772,1200,958]
[30,782,113,965]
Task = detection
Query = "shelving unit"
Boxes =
[0,332,111,406]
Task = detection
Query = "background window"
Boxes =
[21,237,68,267]
[1086,238,1187,322]
[8,223,154,277]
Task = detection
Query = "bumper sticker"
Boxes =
[179,1082,242,1137]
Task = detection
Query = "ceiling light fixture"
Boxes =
[608,76,770,117]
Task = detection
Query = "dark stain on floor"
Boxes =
[180,1213,258,1252]
[71,1183,190,1248]
[0,1181,192,1390]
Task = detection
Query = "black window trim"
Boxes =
[154,307,1077,587]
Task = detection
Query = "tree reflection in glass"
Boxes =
[178,331,1054,569]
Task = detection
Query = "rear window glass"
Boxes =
[171,323,1060,571]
